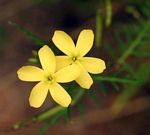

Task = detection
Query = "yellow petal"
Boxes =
[80,57,106,74]
[56,56,72,71]
[49,83,71,107]
[75,64,93,89]
[54,64,80,83]
[17,66,45,82]
[29,82,49,108]
[38,45,56,75]
[52,31,75,56]
[76,30,94,57]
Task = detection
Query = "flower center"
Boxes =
[48,75,53,82]
[72,56,78,62]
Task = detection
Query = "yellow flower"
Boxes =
[17,45,80,108]
[52,29,106,89]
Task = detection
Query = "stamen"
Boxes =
[48,76,53,81]
[72,56,77,62]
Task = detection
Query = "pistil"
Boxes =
[72,56,77,62]
[48,75,53,81]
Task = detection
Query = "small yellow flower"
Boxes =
[17,45,80,108]
[52,29,106,89]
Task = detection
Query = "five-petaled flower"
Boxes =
[52,29,106,89]
[17,45,80,108]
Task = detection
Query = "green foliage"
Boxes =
[71,88,85,106]
[120,62,136,78]
[63,107,71,124]
[112,64,150,113]
[9,22,46,47]
[94,76,140,84]
[126,0,150,19]
[118,21,150,64]
[28,50,39,64]
[28,58,39,64]
[37,109,66,135]
[87,89,98,102]
[105,0,112,27]
[77,101,85,119]
[98,82,108,96]
[95,9,103,47]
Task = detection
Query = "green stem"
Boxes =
[13,88,85,129]
[71,88,85,105]
[118,21,150,65]
[94,76,140,84]
[95,9,103,47]
[105,0,112,27]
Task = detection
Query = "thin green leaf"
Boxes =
[77,101,85,120]
[99,82,108,96]
[94,76,140,84]
[63,107,71,124]
[9,21,46,47]
[87,89,98,102]
[71,88,85,105]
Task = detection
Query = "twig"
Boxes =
[13,88,85,129]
